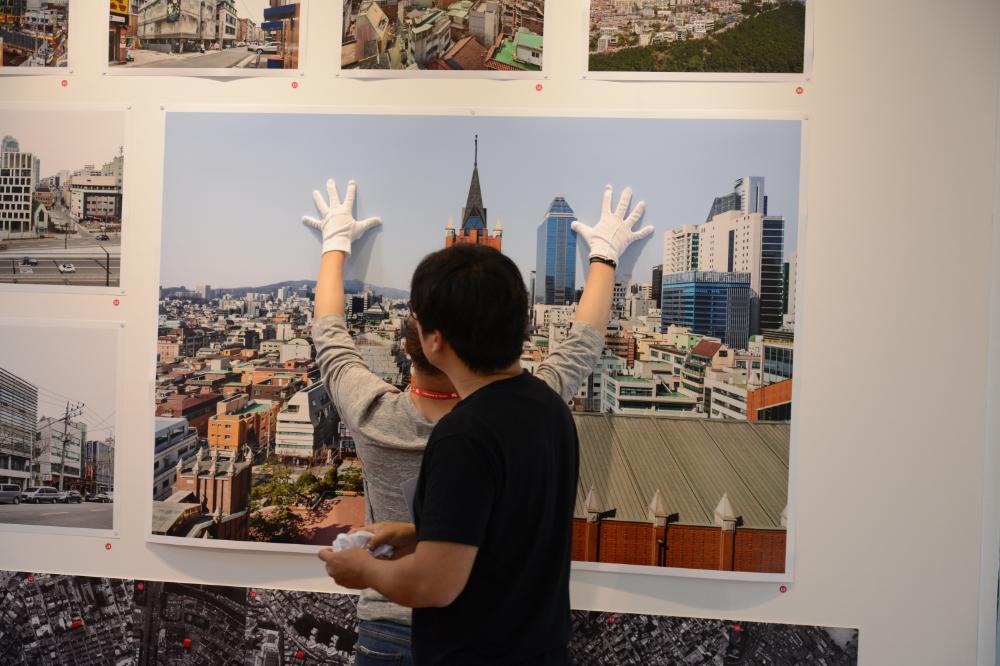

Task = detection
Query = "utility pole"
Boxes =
[55,401,84,491]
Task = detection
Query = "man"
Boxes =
[315,181,650,664]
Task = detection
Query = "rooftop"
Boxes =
[490,35,541,71]
[573,413,788,529]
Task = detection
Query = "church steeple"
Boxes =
[461,134,487,233]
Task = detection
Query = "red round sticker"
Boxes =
[291,81,299,89]
[60,80,67,87]
[535,83,543,92]
[779,584,788,593]
[113,298,120,306]
[795,86,804,95]
[104,543,112,551]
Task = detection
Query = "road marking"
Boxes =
[40,511,69,516]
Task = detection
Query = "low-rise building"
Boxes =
[274,383,336,459]
[153,417,200,500]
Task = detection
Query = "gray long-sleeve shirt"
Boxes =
[312,314,604,624]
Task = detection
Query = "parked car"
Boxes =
[0,484,22,505]
[253,42,278,54]
[21,256,37,266]
[88,492,112,503]
[57,490,82,504]
[21,486,59,503]
[58,263,75,273]
[95,234,110,241]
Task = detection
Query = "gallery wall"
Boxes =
[0,2,998,665]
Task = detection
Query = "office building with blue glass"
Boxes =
[534,196,578,305]
[660,271,752,350]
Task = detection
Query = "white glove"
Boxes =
[303,179,381,256]
[331,530,394,559]
[571,185,653,266]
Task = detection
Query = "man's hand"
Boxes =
[317,547,373,590]
[571,185,653,266]
[353,522,417,557]
[303,179,381,256]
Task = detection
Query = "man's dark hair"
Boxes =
[401,315,444,379]
[410,244,528,374]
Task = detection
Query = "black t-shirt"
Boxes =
[411,371,579,666]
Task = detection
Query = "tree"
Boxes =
[248,507,303,543]
[339,466,364,494]
[252,467,299,507]
[320,467,339,493]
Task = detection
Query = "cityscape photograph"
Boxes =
[0,570,858,665]
[109,0,302,71]
[155,111,801,577]
[341,0,545,71]
[588,0,807,74]
[0,109,125,288]
[0,323,118,532]
[0,0,68,68]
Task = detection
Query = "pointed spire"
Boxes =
[648,489,669,522]
[714,493,736,525]
[584,485,604,516]
[474,133,478,167]
[460,134,487,232]
[494,216,503,237]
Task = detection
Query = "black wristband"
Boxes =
[590,255,617,269]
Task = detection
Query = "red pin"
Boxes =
[795,86,804,95]
[113,298,120,306]
[27,575,34,583]
[182,638,192,649]
[535,83,543,92]
[607,614,616,625]
[137,582,145,591]
[249,590,257,599]
[733,623,743,632]
[294,650,305,659]
[70,619,83,629]
[291,81,299,89]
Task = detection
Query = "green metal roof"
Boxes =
[491,36,541,71]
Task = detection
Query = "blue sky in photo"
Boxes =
[161,113,801,291]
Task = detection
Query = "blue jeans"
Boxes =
[355,619,413,666]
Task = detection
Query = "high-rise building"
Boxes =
[660,271,751,349]
[705,176,767,221]
[0,367,36,488]
[445,135,502,251]
[534,196,577,305]
[783,249,798,328]
[0,135,38,240]
[469,0,500,47]
[663,224,700,275]
[651,265,663,308]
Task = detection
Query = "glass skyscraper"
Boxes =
[660,271,752,350]
[534,197,577,305]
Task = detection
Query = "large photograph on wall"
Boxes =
[108,0,304,75]
[0,320,119,536]
[154,110,802,581]
[340,0,545,75]
[0,570,859,665]
[0,0,68,71]
[586,0,811,81]
[0,107,126,291]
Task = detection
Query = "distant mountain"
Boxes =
[162,280,409,300]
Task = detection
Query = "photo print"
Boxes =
[587,0,810,80]
[0,570,859,665]
[153,110,802,581]
[0,0,68,70]
[0,107,126,290]
[341,0,544,74]
[109,0,304,75]
[0,320,119,535]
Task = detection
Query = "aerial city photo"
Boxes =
[0,323,117,532]
[109,0,302,71]
[341,0,544,71]
[588,0,807,74]
[0,570,859,665]
[0,109,125,288]
[0,0,68,68]
[152,111,801,577]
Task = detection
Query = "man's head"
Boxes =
[401,314,446,379]
[410,244,528,376]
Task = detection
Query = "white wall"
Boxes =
[1,2,999,665]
